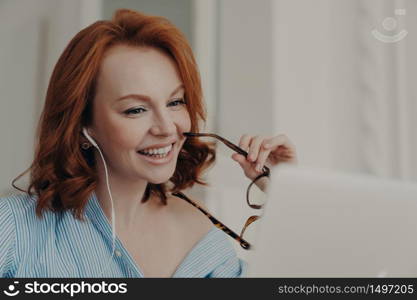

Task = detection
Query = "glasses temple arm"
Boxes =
[172,191,251,250]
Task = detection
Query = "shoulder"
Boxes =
[165,192,248,278]
[0,193,46,242]
[0,194,17,232]
[0,192,49,226]
[0,192,37,215]
[208,255,248,278]
[0,193,33,277]
[0,192,57,247]
[0,193,40,234]
[167,192,213,234]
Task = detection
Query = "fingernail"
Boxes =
[264,143,271,148]
[256,163,262,172]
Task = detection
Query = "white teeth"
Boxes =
[139,144,173,155]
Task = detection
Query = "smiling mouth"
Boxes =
[137,142,175,158]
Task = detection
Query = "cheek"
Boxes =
[92,106,146,151]
[177,110,191,131]
[105,120,146,150]
[118,126,148,149]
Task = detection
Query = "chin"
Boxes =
[148,178,169,185]
[147,171,175,185]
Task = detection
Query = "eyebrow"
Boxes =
[115,84,184,102]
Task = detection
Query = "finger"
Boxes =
[238,134,252,153]
[232,153,260,179]
[231,153,245,163]
[232,153,255,167]
[248,135,264,162]
[264,134,295,151]
[232,153,254,172]
[255,146,272,173]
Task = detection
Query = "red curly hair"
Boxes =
[12,9,216,221]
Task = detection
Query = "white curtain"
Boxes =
[271,0,417,181]
[357,0,416,181]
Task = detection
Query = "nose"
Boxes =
[149,111,177,136]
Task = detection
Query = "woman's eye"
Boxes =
[168,98,187,107]
[125,107,147,115]
[124,99,186,115]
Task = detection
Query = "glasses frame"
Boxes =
[171,132,271,250]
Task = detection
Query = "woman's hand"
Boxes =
[231,134,298,191]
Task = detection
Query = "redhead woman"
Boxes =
[0,9,297,278]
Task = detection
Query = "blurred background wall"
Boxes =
[1,0,416,260]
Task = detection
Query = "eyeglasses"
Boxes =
[171,132,271,250]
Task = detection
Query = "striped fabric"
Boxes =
[0,191,248,278]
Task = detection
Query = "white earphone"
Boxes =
[82,127,98,148]
[82,127,116,277]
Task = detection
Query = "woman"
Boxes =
[0,9,297,278]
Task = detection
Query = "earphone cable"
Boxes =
[95,145,117,277]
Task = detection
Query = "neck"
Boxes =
[94,164,165,232]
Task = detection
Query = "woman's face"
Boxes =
[89,44,191,184]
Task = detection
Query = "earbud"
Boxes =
[82,127,98,148]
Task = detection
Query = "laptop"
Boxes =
[245,164,417,277]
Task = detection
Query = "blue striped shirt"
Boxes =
[0,191,247,278]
